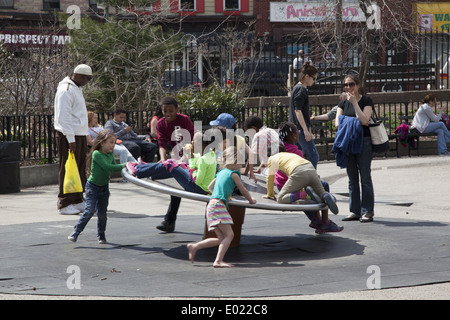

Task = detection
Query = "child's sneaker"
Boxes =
[126,162,137,176]
[98,233,107,244]
[138,157,147,165]
[68,231,80,242]
[318,219,344,233]
[322,193,339,214]
[309,218,322,230]
[305,186,321,203]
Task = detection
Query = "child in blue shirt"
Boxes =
[187,146,256,268]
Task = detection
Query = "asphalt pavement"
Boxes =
[0,155,449,300]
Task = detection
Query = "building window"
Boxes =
[180,0,195,11]
[0,0,14,8]
[43,0,60,10]
[225,0,239,11]
[135,1,153,12]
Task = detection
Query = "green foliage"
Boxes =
[59,12,183,111]
[176,84,246,111]
[174,84,246,122]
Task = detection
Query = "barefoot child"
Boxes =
[187,147,256,268]
[68,130,125,244]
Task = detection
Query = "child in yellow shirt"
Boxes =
[264,146,342,233]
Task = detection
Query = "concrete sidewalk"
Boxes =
[0,155,449,300]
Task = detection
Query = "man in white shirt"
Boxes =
[54,64,92,215]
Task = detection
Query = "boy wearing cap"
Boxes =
[54,64,92,215]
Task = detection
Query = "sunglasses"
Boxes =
[344,82,356,87]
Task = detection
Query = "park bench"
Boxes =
[397,115,438,157]
[121,168,328,247]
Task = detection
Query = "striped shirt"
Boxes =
[250,127,280,165]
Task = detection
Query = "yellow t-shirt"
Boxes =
[266,152,309,197]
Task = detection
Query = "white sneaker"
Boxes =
[73,201,86,213]
[59,204,80,215]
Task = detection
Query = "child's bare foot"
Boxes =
[213,261,234,268]
[187,243,196,263]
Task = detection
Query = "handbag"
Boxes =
[368,109,389,153]
[63,150,83,194]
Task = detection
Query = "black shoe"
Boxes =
[156,220,175,233]
[342,213,360,221]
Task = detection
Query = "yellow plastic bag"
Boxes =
[63,150,83,194]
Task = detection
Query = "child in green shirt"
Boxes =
[68,130,125,244]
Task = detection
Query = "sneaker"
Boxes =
[309,218,322,230]
[138,157,147,165]
[318,219,344,233]
[73,201,85,213]
[126,162,137,176]
[305,186,321,203]
[98,233,107,244]
[68,231,80,242]
[59,204,80,215]
[156,220,175,233]
[322,193,339,215]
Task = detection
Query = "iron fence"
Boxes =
[171,29,450,96]
[2,97,448,164]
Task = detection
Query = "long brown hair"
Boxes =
[85,129,116,177]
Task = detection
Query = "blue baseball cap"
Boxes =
[209,113,236,129]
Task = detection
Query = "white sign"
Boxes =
[0,33,71,46]
[270,2,367,23]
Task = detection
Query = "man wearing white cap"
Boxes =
[54,64,92,215]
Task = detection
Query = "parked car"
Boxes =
[162,70,202,91]
[231,57,290,97]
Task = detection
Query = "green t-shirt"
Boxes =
[211,168,241,207]
[88,150,123,186]
[189,150,217,192]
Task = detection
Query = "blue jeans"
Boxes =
[74,181,109,235]
[170,166,207,194]
[135,162,172,180]
[297,130,319,169]
[346,136,374,216]
[135,163,206,224]
[424,122,450,154]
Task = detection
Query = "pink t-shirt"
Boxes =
[274,143,304,190]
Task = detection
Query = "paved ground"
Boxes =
[0,155,449,300]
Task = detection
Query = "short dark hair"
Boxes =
[243,115,263,130]
[160,96,179,108]
[114,107,127,115]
